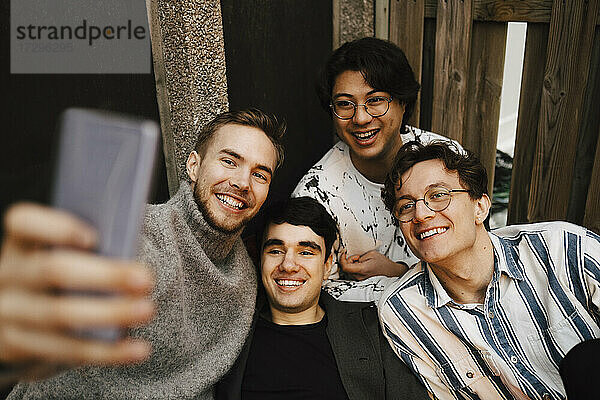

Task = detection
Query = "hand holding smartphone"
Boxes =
[52,108,159,339]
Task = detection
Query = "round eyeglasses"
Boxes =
[330,96,393,120]
[393,187,470,223]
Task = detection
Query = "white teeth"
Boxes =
[276,279,304,287]
[353,129,377,140]
[216,194,244,209]
[418,227,447,240]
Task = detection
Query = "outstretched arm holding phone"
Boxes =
[0,203,155,384]
[0,109,285,399]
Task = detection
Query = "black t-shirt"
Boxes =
[241,314,350,400]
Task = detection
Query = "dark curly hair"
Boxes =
[382,141,488,223]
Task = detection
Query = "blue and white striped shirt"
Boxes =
[326,222,600,400]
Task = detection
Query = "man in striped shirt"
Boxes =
[328,141,600,400]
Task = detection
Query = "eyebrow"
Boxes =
[221,148,241,159]
[262,239,322,253]
[263,238,283,248]
[396,182,452,199]
[332,89,386,100]
[220,148,273,176]
[298,241,322,253]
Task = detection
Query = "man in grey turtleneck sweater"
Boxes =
[0,109,285,399]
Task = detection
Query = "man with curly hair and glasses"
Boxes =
[329,140,600,400]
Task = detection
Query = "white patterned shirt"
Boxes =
[325,222,600,400]
[293,126,460,278]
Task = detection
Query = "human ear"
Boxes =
[474,194,491,225]
[186,151,201,182]
[323,253,333,280]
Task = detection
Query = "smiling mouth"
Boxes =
[352,129,378,142]
[417,227,448,240]
[215,193,247,210]
[275,279,306,289]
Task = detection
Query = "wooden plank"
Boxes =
[426,0,600,24]
[419,18,436,131]
[507,23,548,225]
[584,126,600,234]
[463,21,507,197]
[582,28,600,234]
[567,27,600,225]
[375,0,390,40]
[146,0,178,195]
[426,0,551,22]
[389,0,425,126]
[474,0,551,22]
[528,0,600,222]
[431,0,473,144]
[425,0,436,18]
[333,0,341,49]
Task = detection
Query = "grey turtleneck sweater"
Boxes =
[8,183,257,399]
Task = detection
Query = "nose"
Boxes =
[229,169,250,191]
[279,250,300,273]
[352,104,373,125]
[412,199,435,223]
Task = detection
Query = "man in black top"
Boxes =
[216,197,427,399]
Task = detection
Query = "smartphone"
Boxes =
[52,108,159,339]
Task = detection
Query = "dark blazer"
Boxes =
[216,291,428,400]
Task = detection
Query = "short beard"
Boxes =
[192,182,246,235]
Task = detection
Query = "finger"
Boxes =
[339,249,348,261]
[3,203,97,249]
[348,272,367,281]
[341,260,363,274]
[338,250,349,269]
[340,248,361,263]
[358,249,381,262]
[348,255,361,264]
[0,248,154,294]
[0,289,155,330]
[0,324,151,365]
[357,253,375,263]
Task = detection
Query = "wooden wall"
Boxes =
[387,0,600,233]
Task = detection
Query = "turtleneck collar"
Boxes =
[171,181,242,262]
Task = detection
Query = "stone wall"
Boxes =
[147,0,228,194]
[337,0,374,47]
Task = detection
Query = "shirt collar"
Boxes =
[421,263,454,309]
[488,232,524,282]
[420,232,524,309]
[423,266,483,309]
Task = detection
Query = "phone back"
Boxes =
[53,108,159,259]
